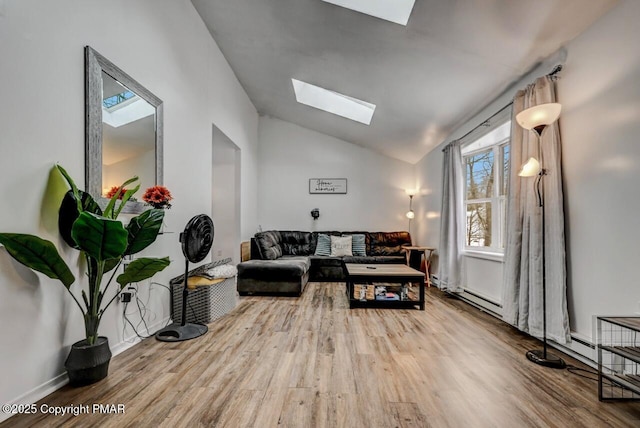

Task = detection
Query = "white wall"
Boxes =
[212,126,242,264]
[0,0,258,414]
[558,0,640,337]
[415,0,640,357]
[257,116,415,233]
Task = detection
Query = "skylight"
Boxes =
[321,0,416,26]
[291,79,376,125]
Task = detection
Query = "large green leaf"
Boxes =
[55,164,82,212]
[126,209,164,255]
[71,212,128,262]
[113,183,141,219]
[103,258,120,274]
[104,176,139,219]
[116,257,170,288]
[58,190,102,249]
[0,233,75,288]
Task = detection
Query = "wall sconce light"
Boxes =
[310,208,320,220]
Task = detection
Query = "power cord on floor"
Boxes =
[565,364,616,387]
[122,282,172,341]
[566,364,599,381]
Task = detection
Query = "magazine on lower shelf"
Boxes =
[375,292,399,301]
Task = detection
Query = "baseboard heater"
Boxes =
[462,289,502,308]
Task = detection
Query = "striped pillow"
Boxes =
[314,233,332,256]
[349,234,367,256]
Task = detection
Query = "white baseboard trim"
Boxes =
[0,317,171,424]
[0,372,69,423]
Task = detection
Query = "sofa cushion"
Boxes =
[309,255,344,268]
[367,231,412,256]
[237,256,310,280]
[314,233,332,256]
[280,231,314,256]
[330,235,352,256]
[254,231,283,260]
[343,255,406,264]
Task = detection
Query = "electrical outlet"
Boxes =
[120,292,132,303]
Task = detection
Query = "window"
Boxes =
[461,120,510,254]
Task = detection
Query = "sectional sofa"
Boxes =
[237,230,411,296]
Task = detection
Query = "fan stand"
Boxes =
[155,258,208,342]
[156,214,214,343]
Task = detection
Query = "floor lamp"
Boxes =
[516,102,566,369]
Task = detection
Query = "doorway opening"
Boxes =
[212,125,241,264]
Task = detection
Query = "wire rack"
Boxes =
[597,317,640,401]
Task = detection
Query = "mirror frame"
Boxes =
[85,46,163,207]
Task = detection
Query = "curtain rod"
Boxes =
[441,64,563,152]
[548,64,563,77]
[441,102,512,152]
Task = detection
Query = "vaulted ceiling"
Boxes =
[192,0,617,163]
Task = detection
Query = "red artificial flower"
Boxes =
[142,186,173,209]
[105,186,127,200]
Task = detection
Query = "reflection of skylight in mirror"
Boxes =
[102,97,155,128]
[292,79,376,125]
[322,0,416,26]
[103,91,136,109]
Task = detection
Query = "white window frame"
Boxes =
[461,120,510,258]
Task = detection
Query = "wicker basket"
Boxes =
[170,259,237,324]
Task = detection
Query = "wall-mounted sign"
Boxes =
[309,178,347,194]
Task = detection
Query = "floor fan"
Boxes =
[156,214,214,342]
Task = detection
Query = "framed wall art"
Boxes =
[309,178,347,194]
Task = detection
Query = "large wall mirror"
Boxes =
[85,46,163,210]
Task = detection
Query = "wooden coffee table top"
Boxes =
[345,263,424,279]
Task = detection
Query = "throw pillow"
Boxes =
[205,264,238,279]
[350,234,367,256]
[255,231,283,260]
[330,235,352,257]
[314,233,332,256]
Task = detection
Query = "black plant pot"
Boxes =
[64,336,112,386]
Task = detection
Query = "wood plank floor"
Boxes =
[3,283,640,427]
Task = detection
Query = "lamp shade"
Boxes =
[405,188,417,196]
[519,157,541,177]
[406,210,415,219]
[515,103,561,132]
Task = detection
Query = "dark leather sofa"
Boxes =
[237,230,411,296]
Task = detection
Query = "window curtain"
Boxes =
[502,76,571,344]
[438,140,464,292]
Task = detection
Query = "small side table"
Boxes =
[402,246,435,287]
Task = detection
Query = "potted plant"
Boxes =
[0,165,170,385]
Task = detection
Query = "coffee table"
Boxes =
[344,263,425,310]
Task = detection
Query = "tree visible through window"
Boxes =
[462,121,510,252]
[465,150,494,246]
